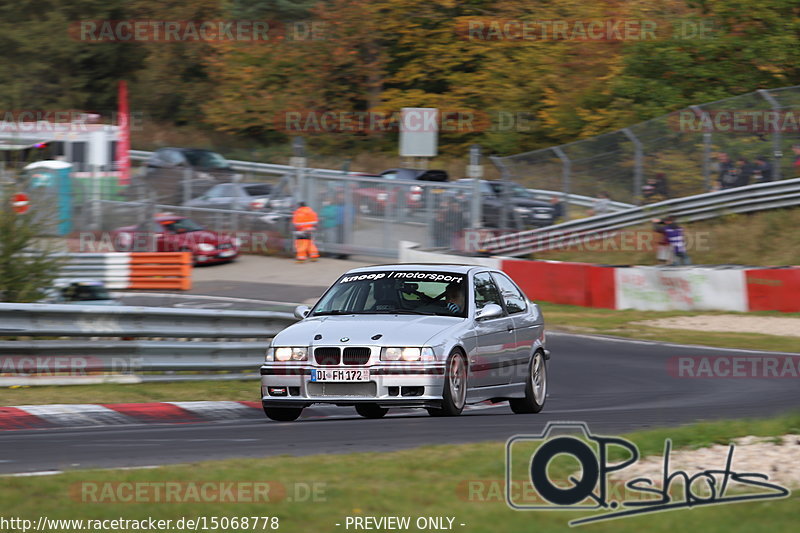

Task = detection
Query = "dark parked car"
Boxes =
[457,179,555,229]
[134,148,242,204]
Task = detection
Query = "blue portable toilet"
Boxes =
[23,160,73,235]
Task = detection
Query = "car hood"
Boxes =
[177,230,231,244]
[274,314,464,347]
[514,199,552,208]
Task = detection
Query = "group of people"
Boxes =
[290,192,354,262]
[714,152,774,190]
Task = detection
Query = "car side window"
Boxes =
[492,272,527,314]
[205,185,224,198]
[473,272,504,312]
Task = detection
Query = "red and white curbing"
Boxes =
[0,401,263,431]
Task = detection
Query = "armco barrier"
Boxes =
[0,303,296,386]
[62,252,192,290]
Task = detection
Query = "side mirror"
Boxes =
[294,305,311,320]
[475,303,503,320]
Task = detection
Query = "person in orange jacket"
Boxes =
[292,202,320,262]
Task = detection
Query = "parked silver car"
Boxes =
[183,182,283,211]
[261,264,549,421]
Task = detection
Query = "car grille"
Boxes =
[314,347,340,365]
[307,382,377,397]
[217,243,232,250]
[343,347,371,365]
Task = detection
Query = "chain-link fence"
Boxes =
[71,170,492,258]
[492,84,800,212]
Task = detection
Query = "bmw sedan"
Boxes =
[261,264,549,421]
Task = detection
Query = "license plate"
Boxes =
[431,188,445,194]
[218,249,235,257]
[311,369,370,382]
[533,213,551,219]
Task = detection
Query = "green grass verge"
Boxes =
[539,302,800,353]
[535,208,800,266]
[0,380,260,406]
[2,413,798,533]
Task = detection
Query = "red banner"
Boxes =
[116,80,131,185]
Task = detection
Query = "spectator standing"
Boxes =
[652,218,672,265]
[590,191,611,216]
[662,216,691,266]
[734,157,753,187]
[549,195,564,223]
[291,202,320,262]
[792,144,800,176]
[752,157,774,184]
[716,152,738,190]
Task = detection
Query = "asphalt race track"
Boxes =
[2,333,799,474]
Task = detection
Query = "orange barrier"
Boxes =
[129,252,192,290]
[745,267,800,312]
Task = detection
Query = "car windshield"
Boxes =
[312,270,468,318]
[160,218,204,233]
[62,283,111,301]
[183,149,230,169]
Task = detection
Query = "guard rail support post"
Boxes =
[758,89,783,181]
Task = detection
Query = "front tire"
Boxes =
[509,351,547,414]
[355,404,389,419]
[263,406,303,421]
[427,351,467,417]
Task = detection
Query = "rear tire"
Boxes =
[263,407,303,422]
[426,351,467,417]
[355,404,389,419]
[509,351,547,414]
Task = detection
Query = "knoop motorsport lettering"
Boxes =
[339,272,465,284]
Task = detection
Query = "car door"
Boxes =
[469,271,516,388]
[492,272,538,384]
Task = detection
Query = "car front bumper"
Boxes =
[260,363,447,408]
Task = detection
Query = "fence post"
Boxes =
[552,147,571,219]
[291,136,307,203]
[91,164,101,230]
[758,89,783,181]
[622,128,643,205]
[468,144,483,228]
[182,166,192,204]
[690,105,713,191]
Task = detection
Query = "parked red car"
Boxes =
[112,214,239,264]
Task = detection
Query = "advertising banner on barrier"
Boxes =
[615,267,748,311]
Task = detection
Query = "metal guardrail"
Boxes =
[0,303,297,385]
[0,302,294,338]
[483,177,800,256]
[527,188,633,211]
[129,150,347,177]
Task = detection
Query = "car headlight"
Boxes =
[196,243,215,252]
[381,347,435,362]
[266,347,308,362]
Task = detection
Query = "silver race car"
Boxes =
[260,264,549,421]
